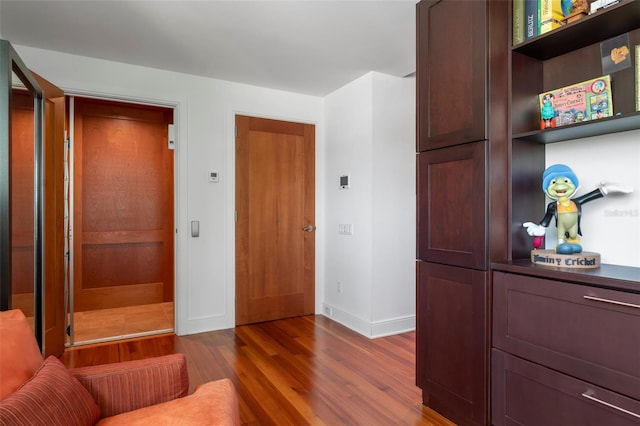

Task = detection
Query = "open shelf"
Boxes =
[513,0,640,60]
[513,111,640,143]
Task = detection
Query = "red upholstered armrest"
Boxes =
[70,353,189,418]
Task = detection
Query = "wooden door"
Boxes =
[33,72,66,357]
[73,98,174,312]
[235,115,315,325]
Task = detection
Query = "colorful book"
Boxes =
[538,75,613,129]
[636,45,640,111]
[539,0,565,34]
[525,0,539,40]
[513,0,526,45]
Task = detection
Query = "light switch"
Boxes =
[338,224,353,235]
[191,221,200,237]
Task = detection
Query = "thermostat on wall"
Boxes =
[209,171,219,183]
[339,174,350,189]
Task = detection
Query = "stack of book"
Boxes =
[513,0,566,45]
[590,0,620,13]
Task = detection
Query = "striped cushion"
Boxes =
[71,354,189,418]
[0,309,44,400]
[0,356,101,425]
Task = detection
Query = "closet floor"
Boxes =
[69,302,174,346]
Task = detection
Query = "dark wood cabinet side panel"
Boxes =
[490,349,507,426]
[511,52,543,135]
[416,261,428,389]
[417,0,487,151]
[416,1,428,152]
[510,140,545,259]
[493,271,640,400]
[417,142,487,269]
[418,262,488,426]
[487,0,510,263]
[492,350,640,426]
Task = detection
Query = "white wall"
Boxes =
[371,73,416,333]
[14,45,417,339]
[323,72,416,337]
[545,130,640,267]
[14,45,326,335]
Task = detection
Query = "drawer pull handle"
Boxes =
[583,295,640,310]
[581,392,640,419]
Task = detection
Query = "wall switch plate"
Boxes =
[338,224,353,235]
[191,220,200,237]
[168,124,175,150]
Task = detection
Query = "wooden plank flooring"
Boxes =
[70,302,174,344]
[60,315,455,426]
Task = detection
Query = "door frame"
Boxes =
[226,111,322,327]
[65,90,181,337]
[0,40,45,348]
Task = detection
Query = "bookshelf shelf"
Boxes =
[513,0,640,60]
[510,0,640,262]
[513,111,640,143]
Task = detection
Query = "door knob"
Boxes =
[302,225,316,232]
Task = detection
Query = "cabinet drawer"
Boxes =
[492,349,640,426]
[493,271,640,400]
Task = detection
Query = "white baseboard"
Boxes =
[321,303,415,338]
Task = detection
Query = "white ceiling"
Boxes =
[0,0,417,96]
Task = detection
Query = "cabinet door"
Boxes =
[416,0,487,151]
[416,141,487,269]
[416,261,488,426]
[492,350,640,426]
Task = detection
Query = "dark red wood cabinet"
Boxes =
[492,268,640,425]
[488,2,640,424]
[416,0,487,152]
[417,261,488,425]
[415,1,509,425]
[416,141,487,270]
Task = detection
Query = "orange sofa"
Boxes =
[0,309,240,425]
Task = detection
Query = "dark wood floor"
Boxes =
[60,315,455,426]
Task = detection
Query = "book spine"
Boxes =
[525,0,539,40]
[540,0,564,34]
[636,45,640,111]
[513,0,525,45]
[537,0,542,34]
[539,0,551,33]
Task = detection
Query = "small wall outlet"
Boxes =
[324,306,333,316]
[337,281,342,293]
